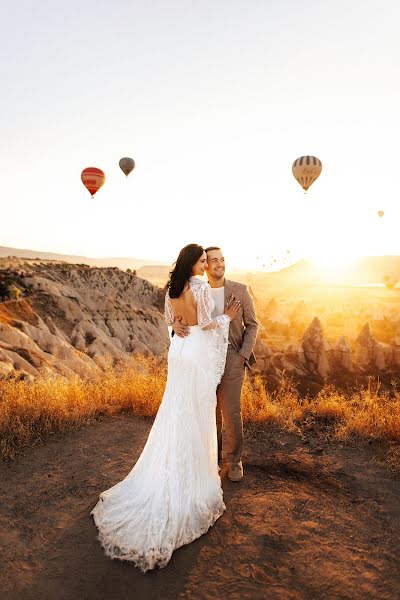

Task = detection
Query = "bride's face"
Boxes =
[192,252,208,276]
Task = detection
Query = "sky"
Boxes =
[1,0,400,270]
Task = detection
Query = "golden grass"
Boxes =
[383,445,400,472]
[0,355,166,460]
[333,386,400,442]
[1,356,399,461]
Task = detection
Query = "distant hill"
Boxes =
[136,265,171,288]
[250,256,400,287]
[1,246,399,286]
[0,246,168,272]
[283,256,400,284]
[343,256,400,282]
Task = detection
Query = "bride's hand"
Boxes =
[224,298,241,320]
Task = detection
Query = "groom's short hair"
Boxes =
[205,246,221,254]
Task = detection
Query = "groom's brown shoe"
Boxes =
[227,461,243,482]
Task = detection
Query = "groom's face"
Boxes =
[206,249,225,280]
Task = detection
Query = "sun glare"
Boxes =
[309,251,359,282]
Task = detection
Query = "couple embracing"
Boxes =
[91,244,258,572]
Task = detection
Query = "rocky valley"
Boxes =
[1,256,399,392]
[0,258,168,380]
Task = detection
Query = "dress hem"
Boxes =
[90,501,226,573]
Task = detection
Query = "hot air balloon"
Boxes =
[81,167,105,197]
[119,157,135,177]
[377,210,384,218]
[383,272,398,288]
[292,156,322,192]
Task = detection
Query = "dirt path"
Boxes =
[1,415,399,600]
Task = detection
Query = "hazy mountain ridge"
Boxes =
[270,256,400,284]
[2,245,399,286]
[0,245,168,271]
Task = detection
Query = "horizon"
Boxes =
[1,243,400,282]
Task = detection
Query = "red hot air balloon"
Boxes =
[81,167,106,197]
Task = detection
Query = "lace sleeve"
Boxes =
[196,283,230,330]
[164,290,174,326]
[193,281,230,387]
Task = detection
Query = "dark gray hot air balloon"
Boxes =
[292,155,322,192]
[119,157,135,177]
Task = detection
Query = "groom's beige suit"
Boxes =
[215,279,258,465]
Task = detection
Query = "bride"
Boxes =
[90,243,240,572]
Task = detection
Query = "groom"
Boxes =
[172,247,258,482]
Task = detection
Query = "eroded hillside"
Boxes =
[0,258,169,380]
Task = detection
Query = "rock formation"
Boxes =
[0,260,169,380]
[264,298,290,325]
[354,322,392,371]
[333,336,353,372]
[301,317,331,378]
[282,344,307,376]
[252,337,273,372]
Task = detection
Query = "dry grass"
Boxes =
[0,355,166,460]
[1,356,399,461]
[244,378,400,439]
[242,376,302,426]
[383,444,400,472]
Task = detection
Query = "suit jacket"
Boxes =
[222,279,258,369]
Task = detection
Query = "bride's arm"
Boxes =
[164,290,175,326]
[196,283,231,330]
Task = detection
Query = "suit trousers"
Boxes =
[216,345,245,465]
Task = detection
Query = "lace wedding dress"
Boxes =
[90,276,230,572]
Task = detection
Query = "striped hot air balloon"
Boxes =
[292,156,322,192]
[81,167,106,197]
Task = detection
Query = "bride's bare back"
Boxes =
[169,285,198,325]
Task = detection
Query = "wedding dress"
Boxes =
[90,276,230,572]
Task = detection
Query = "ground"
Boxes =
[1,416,399,600]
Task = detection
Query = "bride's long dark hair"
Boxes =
[167,244,204,298]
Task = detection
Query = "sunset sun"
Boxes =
[309,251,359,282]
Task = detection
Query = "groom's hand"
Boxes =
[172,316,190,338]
